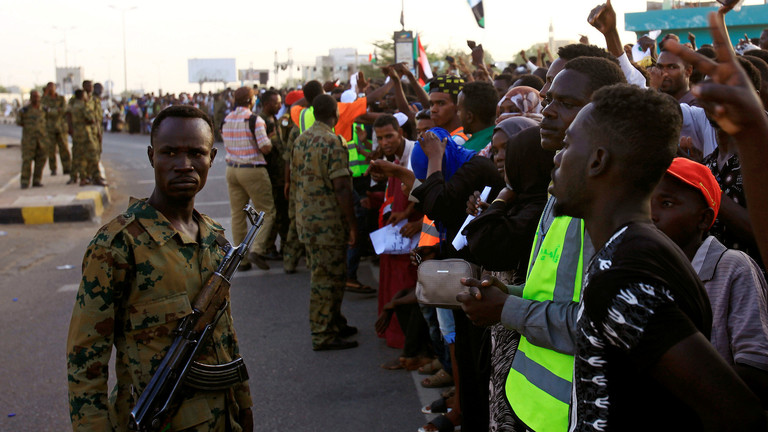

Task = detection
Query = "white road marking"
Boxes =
[58,284,80,292]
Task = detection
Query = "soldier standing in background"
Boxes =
[213,93,226,142]
[259,89,289,259]
[84,81,107,186]
[68,90,97,186]
[41,82,70,176]
[281,91,305,274]
[16,90,48,189]
[291,94,359,351]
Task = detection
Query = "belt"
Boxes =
[227,161,265,168]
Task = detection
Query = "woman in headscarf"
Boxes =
[478,116,539,161]
[495,85,543,124]
[462,125,555,432]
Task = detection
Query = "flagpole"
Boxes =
[401,0,405,30]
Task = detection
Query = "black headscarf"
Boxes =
[505,126,555,205]
[463,126,555,271]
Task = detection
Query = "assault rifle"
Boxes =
[129,205,265,431]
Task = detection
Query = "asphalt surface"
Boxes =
[0,123,442,431]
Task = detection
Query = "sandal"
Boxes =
[421,369,453,388]
[421,397,451,414]
[418,358,442,375]
[381,358,405,370]
[345,280,376,294]
[402,356,434,371]
[418,412,461,432]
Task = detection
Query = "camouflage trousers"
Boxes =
[305,243,348,348]
[70,137,98,181]
[265,183,289,254]
[282,191,305,272]
[46,128,70,174]
[21,134,48,186]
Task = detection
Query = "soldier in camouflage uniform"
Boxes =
[259,90,289,258]
[41,82,71,176]
[213,94,226,143]
[290,95,359,351]
[16,90,48,188]
[282,123,304,273]
[87,82,107,186]
[68,90,98,186]
[67,106,253,432]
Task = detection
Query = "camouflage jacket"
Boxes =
[41,94,67,132]
[67,198,252,432]
[16,104,46,139]
[90,96,103,136]
[290,121,351,246]
[282,125,300,164]
[69,100,96,144]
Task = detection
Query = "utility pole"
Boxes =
[109,5,138,95]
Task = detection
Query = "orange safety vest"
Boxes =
[450,126,470,143]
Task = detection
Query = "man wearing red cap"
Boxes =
[651,157,768,408]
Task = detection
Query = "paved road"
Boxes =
[0,124,441,431]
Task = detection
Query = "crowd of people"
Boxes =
[62,1,768,431]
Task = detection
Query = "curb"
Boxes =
[0,143,19,148]
[0,187,110,224]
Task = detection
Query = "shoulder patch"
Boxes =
[92,213,139,247]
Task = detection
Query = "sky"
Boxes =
[0,0,745,94]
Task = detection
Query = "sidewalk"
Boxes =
[0,135,110,224]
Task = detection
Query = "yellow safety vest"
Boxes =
[299,107,315,134]
[347,123,369,177]
[505,214,585,432]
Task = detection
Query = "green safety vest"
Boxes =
[299,107,315,134]
[505,213,585,432]
[301,108,367,177]
[347,123,369,177]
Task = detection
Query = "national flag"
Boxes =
[416,35,433,86]
[467,0,485,28]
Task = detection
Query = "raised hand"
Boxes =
[664,12,763,137]
[419,131,447,160]
[588,0,616,36]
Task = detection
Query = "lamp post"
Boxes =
[109,5,137,95]
[52,25,76,68]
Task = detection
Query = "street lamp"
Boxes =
[43,39,64,69]
[52,25,76,68]
[109,5,138,96]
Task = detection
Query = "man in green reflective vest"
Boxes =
[457,56,627,431]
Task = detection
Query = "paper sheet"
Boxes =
[369,219,420,255]
[452,186,492,251]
